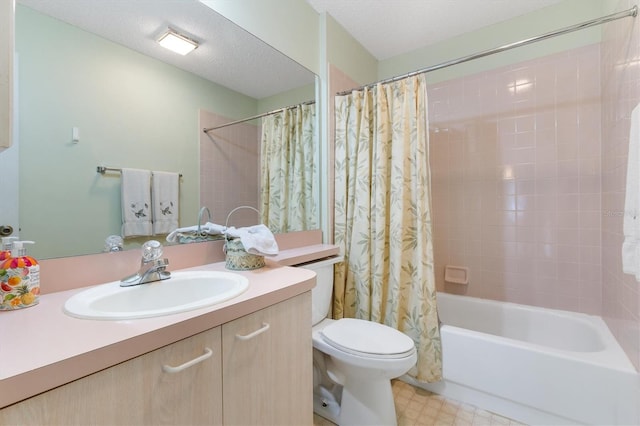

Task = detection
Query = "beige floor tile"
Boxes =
[313,413,335,426]
[471,416,493,426]
[409,399,428,412]
[434,412,456,426]
[459,403,477,414]
[404,407,422,421]
[422,405,441,419]
[456,409,475,423]
[490,414,511,425]
[454,417,473,426]
[419,412,439,425]
[426,398,444,411]
[440,400,460,416]
[313,380,525,426]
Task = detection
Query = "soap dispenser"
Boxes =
[0,241,40,310]
[0,236,17,261]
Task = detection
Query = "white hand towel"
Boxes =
[225,224,279,256]
[152,171,180,235]
[623,103,640,281]
[166,222,226,243]
[121,168,152,237]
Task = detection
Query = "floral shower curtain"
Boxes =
[260,103,318,233]
[333,74,442,383]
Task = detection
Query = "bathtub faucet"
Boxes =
[120,240,171,287]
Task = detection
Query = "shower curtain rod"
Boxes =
[337,6,637,96]
[203,99,316,133]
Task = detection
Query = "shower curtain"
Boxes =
[260,103,318,233]
[333,74,442,382]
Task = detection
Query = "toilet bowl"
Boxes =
[298,255,417,426]
[313,317,417,425]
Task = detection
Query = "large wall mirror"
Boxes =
[7,0,317,260]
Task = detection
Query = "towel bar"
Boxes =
[97,166,182,178]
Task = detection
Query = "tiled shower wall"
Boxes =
[199,109,260,227]
[430,43,603,314]
[601,0,640,370]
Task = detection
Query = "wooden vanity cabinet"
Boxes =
[0,327,223,425]
[0,292,312,425]
[222,291,312,425]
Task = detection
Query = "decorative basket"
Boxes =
[223,206,265,271]
[177,206,224,244]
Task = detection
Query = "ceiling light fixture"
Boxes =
[157,29,198,55]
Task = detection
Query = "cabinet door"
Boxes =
[0,327,223,425]
[0,0,13,150]
[222,292,312,425]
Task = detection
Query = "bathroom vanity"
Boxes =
[0,259,316,425]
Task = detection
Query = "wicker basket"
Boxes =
[177,206,224,244]
[223,206,265,271]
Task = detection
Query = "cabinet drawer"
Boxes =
[0,327,222,425]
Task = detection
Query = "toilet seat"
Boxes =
[320,318,415,359]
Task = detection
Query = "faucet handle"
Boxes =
[141,240,163,262]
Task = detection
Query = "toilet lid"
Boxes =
[320,318,415,359]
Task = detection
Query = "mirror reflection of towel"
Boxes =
[166,222,225,243]
[121,168,152,237]
[152,171,180,235]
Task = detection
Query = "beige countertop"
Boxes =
[0,256,319,409]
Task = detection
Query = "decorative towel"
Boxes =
[623,103,640,281]
[166,222,226,243]
[121,168,152,237]
[152,171,180,235]
[225,224,279,256]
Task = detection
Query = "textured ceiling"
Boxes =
[16,0,315,100]
[17,0,566,99]
[306,0,564,60]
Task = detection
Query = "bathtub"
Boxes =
[402,293,640,425]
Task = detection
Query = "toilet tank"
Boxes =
[295,255,343,325]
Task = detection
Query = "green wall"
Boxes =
[378,0,605,84]
[211,0,606,89]
[257,83,316,114]
[325,13,377,87]
[17,5,259,259]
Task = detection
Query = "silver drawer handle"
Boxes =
[235,322,270,341]
[162,347,213,373]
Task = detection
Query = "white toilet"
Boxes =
[299,256,417,426]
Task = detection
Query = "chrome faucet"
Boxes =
[120,240,171,287]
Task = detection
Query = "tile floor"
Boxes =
[313,380,526,426]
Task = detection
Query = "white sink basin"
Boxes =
[64,270,249,320]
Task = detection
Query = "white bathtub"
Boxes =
[402,292,640,425]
